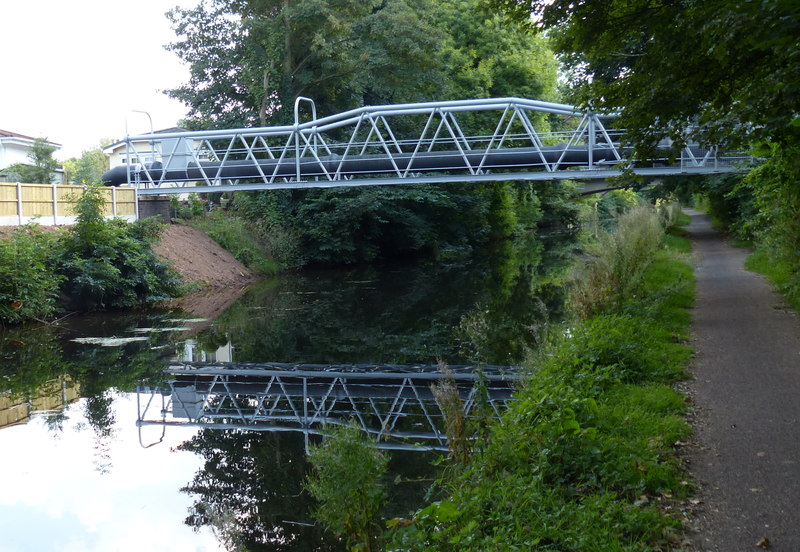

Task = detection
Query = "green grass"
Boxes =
[745,247,800,311]
[386,206,696,551]
[187,212,282,275]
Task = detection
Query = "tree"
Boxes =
[63,143,111,185]
[166,0,447,128]
[27,138,59,184]
[486,0,800,150]
[435,0,557,102]
[165,0,565,265]
[486,0,800,303]
[2,138,59,184]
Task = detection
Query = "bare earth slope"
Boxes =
[154,223,256,322]
[154,223,254,287]
[687,210,800,551]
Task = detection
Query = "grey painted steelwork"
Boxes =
[136,362,522,451]
[103,97,751,195]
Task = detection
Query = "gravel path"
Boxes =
[686,210,800,551]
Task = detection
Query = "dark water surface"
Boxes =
[0,234,572,551]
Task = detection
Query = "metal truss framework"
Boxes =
[109,97,751,196]
[136,362,522,451]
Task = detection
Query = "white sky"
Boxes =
[2,0,200,160]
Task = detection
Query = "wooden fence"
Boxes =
[0,182,136,226]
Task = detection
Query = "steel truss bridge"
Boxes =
[136,362,522,451]
[104,97,751,196]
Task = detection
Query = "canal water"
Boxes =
[0,233,573,551]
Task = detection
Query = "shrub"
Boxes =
[306,423,389,551]
[0,226,61,324]
[55,187,183,310]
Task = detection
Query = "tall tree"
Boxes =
[487,0,800,300]
[436,0,557,102]
[166,0,446,128]
[487,0,800,150]
[27,138,59,184]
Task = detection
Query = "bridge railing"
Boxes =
[104,97,752,195]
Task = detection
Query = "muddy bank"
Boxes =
[154,223,257,321]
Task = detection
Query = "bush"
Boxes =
[55,187,183,311]
[0,226,61,324]
[306,423,389,551]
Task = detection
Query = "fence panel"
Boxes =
[0,183,137,226]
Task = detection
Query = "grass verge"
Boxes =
[744,248,800,311]
[386,205,695,551]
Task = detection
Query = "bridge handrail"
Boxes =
[125,97,604,143]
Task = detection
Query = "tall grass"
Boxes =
[570,204,666,318]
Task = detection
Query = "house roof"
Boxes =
[0,129,61,147]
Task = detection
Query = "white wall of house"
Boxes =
[0,137,35,169]
[0,131,62,183]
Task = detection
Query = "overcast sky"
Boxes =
[2,0,199,160]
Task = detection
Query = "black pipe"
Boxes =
[102,145,622,186]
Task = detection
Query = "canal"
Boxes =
[0,232,573,550]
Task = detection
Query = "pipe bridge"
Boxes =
[136,362,522,451]
[104,97,751,195]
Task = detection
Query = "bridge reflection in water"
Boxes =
[136,363,523,451]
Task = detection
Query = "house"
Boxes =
[0,129,64,184]
[103,127,193,169]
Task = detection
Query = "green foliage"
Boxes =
[55,187,183,311]
[489,1,800,150]
[386,204,694,551]
[570,205,665,318]
[188,211,285,273]
[744,249,800,313]
[167,0,447,128]
[0,226,62,325]
[287,184,494,265]
[306,423,389,550]
[738,142,800,303]
[63,145,111,185]
[170,193,208,220]
[2,138,59,184]
[434,0,557,103]
[166,0,564,266]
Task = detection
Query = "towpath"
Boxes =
[686,210,800,551]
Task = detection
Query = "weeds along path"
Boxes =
[686,210,800,551]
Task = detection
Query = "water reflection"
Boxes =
[137,362,521,451]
